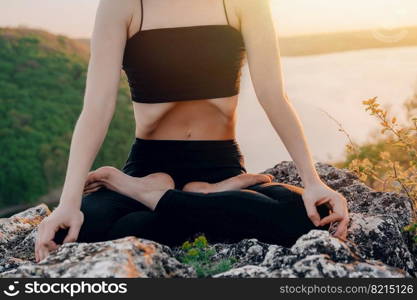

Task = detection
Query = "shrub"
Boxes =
[331,93,417,243]
[177,235,237,277]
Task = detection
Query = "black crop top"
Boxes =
[122,0,246,103]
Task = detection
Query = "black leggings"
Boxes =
[53,138,330,248]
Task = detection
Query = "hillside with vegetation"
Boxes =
[0,27,135,211]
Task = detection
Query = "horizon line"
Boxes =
[3,23,417,40]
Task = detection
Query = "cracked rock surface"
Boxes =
[0,162,415,278]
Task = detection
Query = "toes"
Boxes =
[263,174,274,182]
[257,174,272,183]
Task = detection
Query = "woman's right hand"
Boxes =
[35,204,84,262]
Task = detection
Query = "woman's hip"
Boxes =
[121,137,247,189]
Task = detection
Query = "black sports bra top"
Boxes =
[122,0,246,103]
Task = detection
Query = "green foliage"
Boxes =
[0,28,135,209]
[332,93,417,244]
[177,235,237,277]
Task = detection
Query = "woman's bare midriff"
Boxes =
[133,95,239,140]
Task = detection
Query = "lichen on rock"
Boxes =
[0,162,415,278]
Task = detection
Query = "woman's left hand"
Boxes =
[302,181,349,241]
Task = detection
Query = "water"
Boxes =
[236,46,417,173]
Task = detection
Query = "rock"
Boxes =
[211,238,276,267]
[0,204,50,259]
[0,205,195,278]
[1,236,195,278]
[263,161,416,276]
[213,231,410,278]
[0,161,415,278]
[264,161,414,226]
[348,213,416,276]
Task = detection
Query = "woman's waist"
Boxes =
[133,99,237,141]
[135,122,236,142]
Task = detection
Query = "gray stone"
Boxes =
[0,162,415,278]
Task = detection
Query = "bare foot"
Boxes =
[84,166,174,210]
[182,173,274,193]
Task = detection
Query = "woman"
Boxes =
[35,0,349,262]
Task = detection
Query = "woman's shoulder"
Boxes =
[229,0,271,22]
[96,0,137,25]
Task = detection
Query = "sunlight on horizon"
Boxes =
[0,0,416,38]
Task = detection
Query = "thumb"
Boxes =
[63,223,81,244]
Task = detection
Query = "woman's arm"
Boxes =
[59,0,131,207]
[237,0,349,239]
[35,0,133,261]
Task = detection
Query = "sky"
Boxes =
[0,0,416,38]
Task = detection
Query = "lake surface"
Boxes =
[236,46,417,173]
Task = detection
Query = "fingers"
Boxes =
[331,196,349,232]
[265,174,273,183]
[38,247,49,263]
[35,222,58,262]
[84,170,102,187]
[332,216,349,241]
[63,224,81,244]
[318,194,349,240]
[84,188,102,195]
[84,181,103,190]
[83,188,99,195]
[83,182,104,194]
[304,199,321,226]
[84,171,96,187]
[266,174,274,181]
[256,174,273,184]
[48,240,59,251]
[316,196,330,206]
[318,211,343,226]
[39,240,59,261]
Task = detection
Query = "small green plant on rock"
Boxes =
[177,235,237,278]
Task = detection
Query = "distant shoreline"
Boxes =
[278,26,417,57]
[73,25,417,57]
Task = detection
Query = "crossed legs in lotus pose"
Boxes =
[82,166,281,210]
[65,166,329,247]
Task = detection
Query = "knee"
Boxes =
[79,189,127,220]
[80,190,109,213]
[75,191,123,243]
[106,212,155,241]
